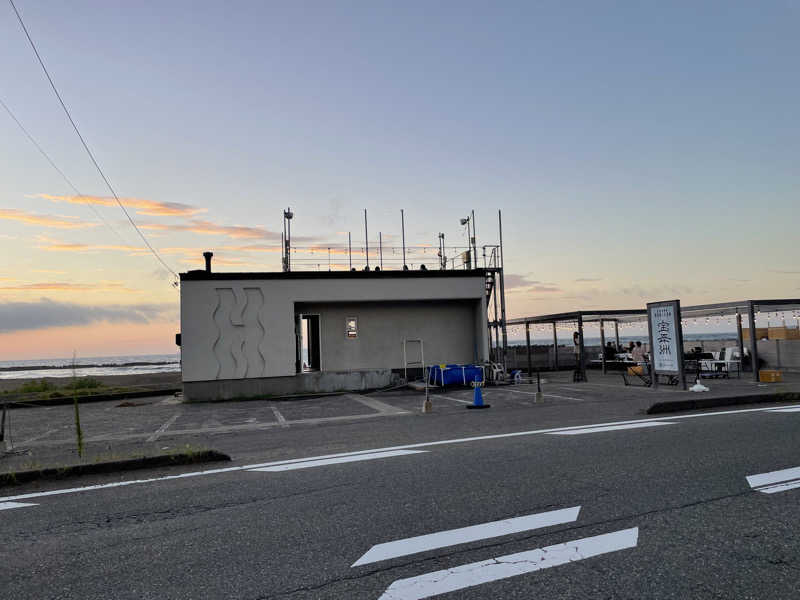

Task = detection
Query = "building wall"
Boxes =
[180,275,489,382]
[297,300,480,371]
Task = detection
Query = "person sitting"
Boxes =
[604,341,617,360]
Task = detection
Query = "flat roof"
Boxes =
[180,268,488,281]
[508,298,800,326]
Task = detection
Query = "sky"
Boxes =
[1,1,799,359]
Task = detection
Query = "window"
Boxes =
[346,316,358,338]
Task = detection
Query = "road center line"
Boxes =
[548,422,675,435]
[3,404,798,504]
[747,465,800,489]
[0,501,38,511]
[249,449,427,472]
[352,506,580,567]
[377,527,639,600]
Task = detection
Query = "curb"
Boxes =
[646,392,800,415]
[3,388,182,409]
[0,449,230,487]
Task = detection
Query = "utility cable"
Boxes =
[0,96,127,245]
[8,0,178,280]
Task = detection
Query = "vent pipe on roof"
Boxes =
[203,251,213,273]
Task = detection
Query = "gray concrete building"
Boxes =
[179,263,490,401]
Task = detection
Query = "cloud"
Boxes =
[574,278,602,283]
[503,274,542,289]
[37,194,206,217]
[0,208,99,229]
[0,298,176,333]
[0,281,132,292]
[769,269,800,275]
[139,219,279,240]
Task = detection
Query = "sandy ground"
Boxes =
[0,372,181,393]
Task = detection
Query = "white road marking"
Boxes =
[768,407,800,413]
[249,450,427,472]
[754,479,800,494]
[505,388,584,402]
[352,506,580,567]
[146,412,181,442]
[18,428,59,446]
[0,501,38,511]
[430,394,472,405]
[747,466,800,492]
[351,395,409,415]
[377,527,639,600]
[548,422,676,435]
[4,403,798,504]
[270,406,289,428]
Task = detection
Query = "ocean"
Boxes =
[0,353,180,379]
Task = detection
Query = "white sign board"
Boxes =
[649,303,680,373]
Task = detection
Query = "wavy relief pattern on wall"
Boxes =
[211,287,267,380]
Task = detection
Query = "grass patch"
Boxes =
[16,379,56,393]
[64,377,103,391]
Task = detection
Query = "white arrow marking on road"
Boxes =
[547,422,675,435]
[0,501,37,511]
[377,527,639,600]
[747,466,800,494]
[352,506,580,567]
[249,450,427,472]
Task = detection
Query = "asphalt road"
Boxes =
[2,398,800,599]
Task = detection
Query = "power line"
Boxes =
[8,0,178,280]
[0,96,127,245]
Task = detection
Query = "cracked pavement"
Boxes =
[2,395,800,599]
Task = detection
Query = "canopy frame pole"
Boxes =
[600,319,607,375]
[748,301,759,381]
[525,322,532,377]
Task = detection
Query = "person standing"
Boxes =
[632,341,646,363]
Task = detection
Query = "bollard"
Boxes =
[535,370,543,403]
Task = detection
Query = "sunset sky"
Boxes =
[1,1,798,360]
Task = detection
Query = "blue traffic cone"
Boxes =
[466,379,490,409]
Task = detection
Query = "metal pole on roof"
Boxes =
[497,210,508,370]
[471,209,477,264]
[736,310,745,374]
[364,209,369,269]
[600,319,607,375]
[552,322,558,370]
[401,209,407,268]
[379,232,383,269]
[348,232,352,270]
[748,301,759,381]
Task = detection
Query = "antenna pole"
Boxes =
[498,209,508,370]
[401,209,406,268]
[471,209,477,264]
[348,232,352,270]
[379,232,383,269]
[364,209,369,269]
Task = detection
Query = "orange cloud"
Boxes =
[35,236,141,253]
[139,219,284,240]
[0,208,99,229]
[38,194,206,217]
[0,281,131,292]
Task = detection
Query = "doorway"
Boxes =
[296,314,321,372]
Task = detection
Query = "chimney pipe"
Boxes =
[203,251,213,273]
